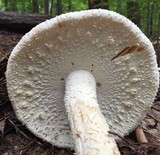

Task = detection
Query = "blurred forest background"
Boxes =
[0,0,160,65]
[0,0,160,38]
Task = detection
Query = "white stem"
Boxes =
[64,70,120,155]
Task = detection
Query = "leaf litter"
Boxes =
[0,30,159,155]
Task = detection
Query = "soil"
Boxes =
[0,30,160,155]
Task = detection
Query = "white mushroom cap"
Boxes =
[6,9,159,148]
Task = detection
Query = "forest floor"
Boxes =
[0,30,160,155]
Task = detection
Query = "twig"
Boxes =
[0,51,8,60]
[147,113,159,122]
[0,111,13,122]
[108,131,135,147]
[8,118,48,148]
[8,118,32,140]
[20,141,35,155]
[143,129,160,142]
[151,105,160,111]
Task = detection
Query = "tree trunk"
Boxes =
[10,0,17,11]
[44,0,49,15]
[155,15,160,67]
[50,0,54,15]
[147,2,154,37]
[127,1,140,27]
[116,0,121,13]
[32,0,39,13]
[150,3,154,37]
[88,0,108,9]
[21,0,26,12]
[57,0,62,15]
[0,11,52,33]
[3,0,8,9]
[68,0,72,12]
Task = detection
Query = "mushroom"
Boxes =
[6,9,159,155]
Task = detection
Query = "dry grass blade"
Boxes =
[111,44,144,61]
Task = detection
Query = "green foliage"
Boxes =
[71,0,88,11]
[0,0,159,39]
